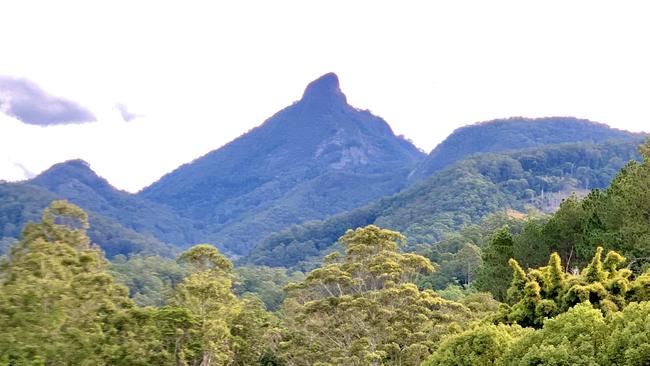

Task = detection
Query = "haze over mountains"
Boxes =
[0,73,647,259]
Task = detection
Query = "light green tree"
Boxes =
[0,201,134,365]
[497,247,645,328]
[171,244,239,366]
[499,302,608,366]
[280,225,470,366]
[600,301,650,365]
[422,324,530,366]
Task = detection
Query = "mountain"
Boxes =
[3,76,646,260]
[245,137,646,269]
[411,117,643,180]
[29,159,197,246]
[0,179,176,258]
[139,73,425,255]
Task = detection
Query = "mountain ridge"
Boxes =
[245,137,646,269]
[138,73,426,254]
[2,74,648,259]
[412,116,646,180]
[28,158,198,247]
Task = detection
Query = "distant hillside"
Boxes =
[3,78,646,260]
[139,73,425,255]
[0,181,176,258]
[245,138,646,269]
[411,117,644,180]
[30,159,198,246]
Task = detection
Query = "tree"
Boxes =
[233,266,305,312]
[0,201,134,364]
[170,244,239,366]
[280,225,470,366]
[496,247,648,328]
[508,139,650,272]
[499,303,608,365]
[110,254,186,306]
[600,301,650,365]
[476,226,515,301]
[422,324,530,366]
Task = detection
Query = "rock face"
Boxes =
[139,73,425,255]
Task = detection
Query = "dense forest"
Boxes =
[410,116,641,180]
[247,138,645,270]
[1,139,650,365]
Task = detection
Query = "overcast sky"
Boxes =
[1,1,649,192]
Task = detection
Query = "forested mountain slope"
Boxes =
[246,138,646,268]
[411,117,643,180]
[139,73,425,255]
[30,159,198,245]
[2,77,646,260]
[0,180,176,257]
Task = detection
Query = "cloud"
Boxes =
[13,162,36,179]
[0,75,96,125]
[115,103,143,122]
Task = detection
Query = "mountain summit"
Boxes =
[139,73,425,255]
[300,72,347,112]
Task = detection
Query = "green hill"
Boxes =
[245,138,645,269]
[29,159,198,246]
[411,117,643,180]
[0,181,176,258]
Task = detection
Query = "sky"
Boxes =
[1,1,649,192]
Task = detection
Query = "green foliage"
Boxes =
[160,244,280,366]
[499,302,609,365]
[178,243,234,272]
[502,139,650,273]
[233,266,305,312]
[229,296,281,366]
[110,254,186,306]
[413,116,644,180]
[413,210,529,291]
[280,225,471,366]
[426,300,650,366]
[170,244,238,365]
[422,324,530,366]
[0,182,177,258]
[0,200,135,364]
[600,301,650,365]
[248,139,643,269]
[476,226,515,301]
[0,204,280,366]
[496,248,647,328]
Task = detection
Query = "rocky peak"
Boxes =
[300,72,348,113]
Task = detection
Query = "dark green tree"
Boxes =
[476,226,515,301]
